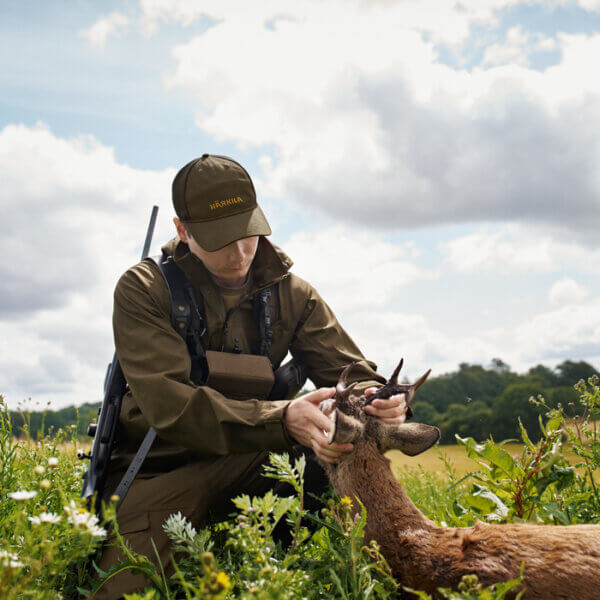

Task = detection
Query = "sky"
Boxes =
[2,0,600,410]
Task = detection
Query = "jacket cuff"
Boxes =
[261,400,295,451]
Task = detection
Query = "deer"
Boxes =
[318,359,600,599]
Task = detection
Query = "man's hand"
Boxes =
[284,387,354,464]
[363,387,408,425]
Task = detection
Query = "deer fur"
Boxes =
[319,360,600,599]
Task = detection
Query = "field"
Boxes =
[388,442,583,476]
[1,379,600,599]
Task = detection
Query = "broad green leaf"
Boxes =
[540,501,570,525]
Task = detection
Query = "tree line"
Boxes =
[8,359,598,444]
[413,359,598,443]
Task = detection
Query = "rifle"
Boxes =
[80,205,159,514]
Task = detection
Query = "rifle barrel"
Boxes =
[141,205,159,259]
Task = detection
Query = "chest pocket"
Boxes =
[204,351,275,401]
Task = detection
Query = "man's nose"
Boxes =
[228,241,244,260]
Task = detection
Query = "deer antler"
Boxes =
[363,358,431,416]
[319,362,360,415]
[334,362,359,410]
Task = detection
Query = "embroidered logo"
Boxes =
[209,196,245,211]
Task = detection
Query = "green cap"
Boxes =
[172,154,272,251]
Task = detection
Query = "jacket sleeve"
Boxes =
[288,278,386,394]
[113,261,294,456]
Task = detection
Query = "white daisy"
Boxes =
[40,512,61,524]
[8,490,38,501]
[64,502,107,538]
[0,550,24,569]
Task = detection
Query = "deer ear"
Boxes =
[377,422,440,455]
[328,409,364,444]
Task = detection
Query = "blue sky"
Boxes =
[2,0,600,409]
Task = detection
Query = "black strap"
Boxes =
[113,427,156,510]
[152,253,207,384]
[253,283,279,362]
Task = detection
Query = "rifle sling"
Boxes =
[113,427,156,510]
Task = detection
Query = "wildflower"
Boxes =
[39,479,51,490]
[34,465,46,476]
[8,490,38,501]
[216,570,231,589]
[110,495,120,503]
[0,550,24,569]
[41,512,61,524]
[47,457,59,467]
[28,512,61,525]
[64,501,107,537]
[340,495,353,508]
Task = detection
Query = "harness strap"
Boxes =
[151,253,207,385]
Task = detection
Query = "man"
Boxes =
[96,154,408,598]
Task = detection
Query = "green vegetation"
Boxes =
[1,370,599,598]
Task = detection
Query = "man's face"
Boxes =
[174,217,259,287]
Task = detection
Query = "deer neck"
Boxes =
[331,444,435,541]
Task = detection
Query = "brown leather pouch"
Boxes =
[205,350,275,400]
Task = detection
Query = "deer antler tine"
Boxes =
[336,362,357,395]
[338,381,358,401]
[405,369,432,407]
[389,358,404,384]
[413,368,431,391]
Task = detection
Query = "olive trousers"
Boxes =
[91,448,327,599]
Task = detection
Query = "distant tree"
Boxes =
[555,360,598,386]
[491,383,546,441]
[489,358,510,374]
[526,364,558,387]
[412,400,440,426]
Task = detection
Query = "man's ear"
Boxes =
[173,217,189,243]
[377,422,440,455]
[328,409,364,444]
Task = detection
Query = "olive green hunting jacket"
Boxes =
[110,236,385,476]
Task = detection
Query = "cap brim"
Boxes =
[186,205,272,252]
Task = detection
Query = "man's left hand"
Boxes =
[363,387,408,425]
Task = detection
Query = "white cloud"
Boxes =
[146,2,600,234]
[578,0,600,11]
[482,25,532,67]
[549,277,590,306]
[441,225,600,274]
[515,299,600,363]
[80,12,130,48]
[481,25,558,68]
[0,123,174,408]
[343,296,600,384]
[140,0,523,44]
[283,227,436,311]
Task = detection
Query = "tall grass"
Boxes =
[1,374,599,599]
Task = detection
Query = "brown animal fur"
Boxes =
[320,361,600,599]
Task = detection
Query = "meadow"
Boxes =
[1,377,599,599]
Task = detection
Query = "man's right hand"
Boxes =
[283,387,354,464]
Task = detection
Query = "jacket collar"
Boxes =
[161,236,292,293]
